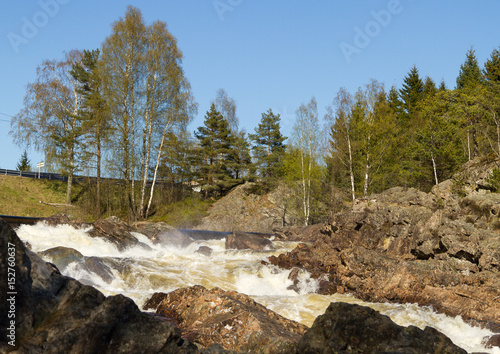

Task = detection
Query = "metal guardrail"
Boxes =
[0,168,68,181]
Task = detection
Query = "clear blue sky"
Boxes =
[1,0,499,170]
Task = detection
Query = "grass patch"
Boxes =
[148,197,213,228]
[0,175,72,217]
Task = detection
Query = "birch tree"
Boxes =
[10,50,84,204]
[291,97,321,226]
[100,6,196,220]
[326,87,356,201]
[100,6,145,219]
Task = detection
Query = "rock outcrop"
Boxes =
[0,217,200,353]
[194,182,295,233]
[268,156,500,336]
[296,302,467,353]
[89,216,146,251]
[225,231,275,251]
[143,285,307,353]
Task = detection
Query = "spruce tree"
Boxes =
[456,47,484,89]
[16,150,31,171]
[423,76,437,97]
[484,47,500,84]
[399,65,424,121]
[194,104,235,196]
[249,109,287,182]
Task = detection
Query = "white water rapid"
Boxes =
[16,222,499,353]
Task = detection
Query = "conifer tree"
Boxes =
[456,47,484,89]
[399,65,424,121]
[484,47,500,83]
[16,150,31,172]
[71,49,110,217]
[250,109,287,182]
[194,104,235,196]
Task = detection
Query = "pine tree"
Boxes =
[71,49,110,218]
[16,150,31,171]
[456,47,484,89]
[249,109,287,182]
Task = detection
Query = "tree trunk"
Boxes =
[145,118,171,219]
[347,135,356,202]
[96,130,102,218]
[430,134,439,185]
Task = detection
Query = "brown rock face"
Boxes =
[143,285,307,352]
[268,157,500,333]
[194,182,293,233]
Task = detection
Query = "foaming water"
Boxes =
[16,222,499,353]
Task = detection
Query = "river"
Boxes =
[16,222,498,353]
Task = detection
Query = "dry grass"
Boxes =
[0,175,74,217]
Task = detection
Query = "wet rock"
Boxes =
[485,334,500,349]
[268,156,500,331]
[132,221,176,243]
[39,246,84,269]
[155,229,194,248]
[89,216,144,251]
[42,213,73,226]
[143,285,307,352]
[0,217,33,348]
[225,231,275,250]
[0,217,201,353]
[296,302,467,353]
[195,246,213,257]
[83,257,114,284]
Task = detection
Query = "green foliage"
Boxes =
[487,167,500,192]
[149,196,212,228]
[194,104,246,196]
[456,47,484,89]
[249,109,287,183]
[16,150,31,171]
[399,65,424,121]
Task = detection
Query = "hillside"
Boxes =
[0,175,72,217]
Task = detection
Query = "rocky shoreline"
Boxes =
[1,156,500,352]
[0,215,468,352]
[267,158,500,339]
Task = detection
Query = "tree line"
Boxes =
[9,5,500,225]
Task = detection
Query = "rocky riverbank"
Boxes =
[0,215,469,352]
[268,156,500,341]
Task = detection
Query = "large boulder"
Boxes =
[296,302,466,353]
[225,231,275,251]
[194,182,295,233]
[132,221,176,243]
[143,285,307,353]
[89,216,146,251]
[0,217,201,353]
